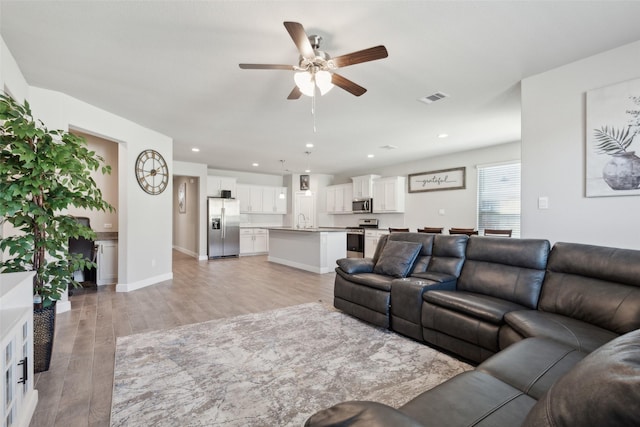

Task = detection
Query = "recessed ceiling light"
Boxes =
[305,168,311,173]
[367,154,374,158]
[252,162,259,167]
[437,133,449,138]
[191,148,200,152]
[306,143,314,148]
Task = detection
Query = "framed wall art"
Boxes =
[300,174,310,191]
[178,182,186,213]
[586,77,640,197]
[408,167,466,193]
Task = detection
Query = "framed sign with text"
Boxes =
[408,167,466,193]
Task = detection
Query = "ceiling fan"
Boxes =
[239,21,388,99]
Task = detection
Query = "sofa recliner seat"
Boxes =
[501,242,640,352]
[421,236,550,362]
[334,233,467,330]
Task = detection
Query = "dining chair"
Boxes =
[389,227,410,233]
[483,229,513,237]
[449,228,478,236]
[417,227,443,234]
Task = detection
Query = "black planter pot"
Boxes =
[33,303,56,373]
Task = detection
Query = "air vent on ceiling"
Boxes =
[380,144,398,150]
[418,91,449,105]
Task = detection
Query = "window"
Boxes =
[477,162,521,237]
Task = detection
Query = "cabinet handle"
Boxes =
[18,357,27,384]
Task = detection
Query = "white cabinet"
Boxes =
[207,175,237,198]
[237,185,287,214]
[240,228,268,255]
[326,183,353,214]
[96,240,118,286]
[1,272,37,427]
[262,187,287,214]
[351,174,380,199]
[364,230,389,258]
[373,176,406,213]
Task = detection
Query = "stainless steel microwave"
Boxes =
[352,198,373,213]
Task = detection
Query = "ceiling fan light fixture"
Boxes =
[294,71,315,97]
[294,70,334,97]
[315,70,334,95]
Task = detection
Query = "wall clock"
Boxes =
[135,149,169,195]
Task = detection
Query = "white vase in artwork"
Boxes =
[602,151,640,190]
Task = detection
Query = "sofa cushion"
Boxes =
[478,337,587,400]
[538,243,640,334]
[373,240,422,278]
[399,371,536,426]
[388,232,434,274]
[424,290,528,324]
[504,310,618,353]
[522,329,640,427]
[409,271,457,283]
[427,234,467,276]
[304,401,424,427]
[336,258,375,274]
[457,237,550,309]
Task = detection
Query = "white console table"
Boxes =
[0,272,38,427]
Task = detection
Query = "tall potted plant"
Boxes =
[0,93,114,371]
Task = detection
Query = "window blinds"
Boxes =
[477,162,521,238]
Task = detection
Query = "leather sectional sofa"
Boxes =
[305,233,640,426]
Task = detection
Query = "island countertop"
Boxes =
[265,227,347,233]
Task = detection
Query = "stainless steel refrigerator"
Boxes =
[208,197,240,258]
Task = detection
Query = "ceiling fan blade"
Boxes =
[239,64,295,70]
[283,21,315,60]
[331,73,367,97]
[331,45,388,68]
[287,86,302,100]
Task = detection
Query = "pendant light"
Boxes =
[279,160,286,199]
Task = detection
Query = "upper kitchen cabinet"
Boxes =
[207,175,237,198]
[262,186,287,214]
[326,183,353,214]
[373,176,406,213]
[351,174,380,199]
[237,184,287,214]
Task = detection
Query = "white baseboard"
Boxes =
[172,245,198,258]
[115,272,173,293]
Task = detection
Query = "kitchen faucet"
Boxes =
[297,213,307,228]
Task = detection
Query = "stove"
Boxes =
[346,219,378,257]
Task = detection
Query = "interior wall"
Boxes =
[172,176,199,257]
[174,161,208,259]
[331,141,521,231]
[27,86,174,290]
[521,39,640,249]
[67,130,119,231]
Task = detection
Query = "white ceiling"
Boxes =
[3,1,640,176]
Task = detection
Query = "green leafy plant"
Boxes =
[0,93,114,306]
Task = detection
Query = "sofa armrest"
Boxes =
[305,401,424,427]
[336,258,375,274]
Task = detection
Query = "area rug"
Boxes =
[111,303,472,426]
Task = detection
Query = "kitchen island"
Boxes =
[267,228,347,274]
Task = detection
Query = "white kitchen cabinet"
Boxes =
[262,187,287,214]
[351,174,380,199]
[373,176,406,213]
[237,185,286,214]
[96,240,118,286]
[326,183,352,214]
[364,230,389,258]
[207,175,237,198]
[240,228,268,255]
[1,272,37,427]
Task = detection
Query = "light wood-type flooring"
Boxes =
[29,251,336,427]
